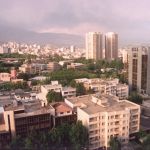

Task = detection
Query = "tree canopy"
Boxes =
[8,121,88,150]
[109,136,121,150]
[128,92,143,104]
[46,90,63,103]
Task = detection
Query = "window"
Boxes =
[122,127,125,130]
[102,122,105,126]
[111,116,114,119]
[102,116,105,119]
[122,133,125,136]
[89,117,97,122]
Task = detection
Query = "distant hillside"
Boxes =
[0,25,84,47]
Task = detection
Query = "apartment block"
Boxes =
[61,87,76,98]
[65,94,140,150]
[75,78,129,99]
[19,63,47,74]
[38,81,76,106]
[0,92,77,147]
[128,46,150,94]
[105,32,118,60]
[47,62,61,72]
[86,32,103,60]
[37,81,62,106]
[0,100,53,147]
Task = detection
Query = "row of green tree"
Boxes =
[128,92,143,104]
[9,121,88,150]
[46,83,87,103]
[45,69,97,86]
[0,81,29,91]
[75,58,124,70]
[109,133,150,150]
[48,54,64,62]
[0,53,36,59]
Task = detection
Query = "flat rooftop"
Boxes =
[66,94,138,114]
[62,87,76,91]
[42,84,62,90]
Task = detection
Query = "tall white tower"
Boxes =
[105,32,118,60]
[86,32,103,60]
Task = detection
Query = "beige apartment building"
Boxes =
[128,46,150,94]
[19,63,47,74]
[86,32,103,60]
[38,81,76,106]
[105,32,118,60]
[75,78,129,99]
[65,94,140,150]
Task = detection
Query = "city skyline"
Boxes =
[1,0,150,45]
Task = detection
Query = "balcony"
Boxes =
[115,115,120,118]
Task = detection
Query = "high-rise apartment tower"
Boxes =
[128,46,150,94]
[105,32,118,60]
[86,32,103,60]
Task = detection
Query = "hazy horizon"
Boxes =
[1,0,150,46]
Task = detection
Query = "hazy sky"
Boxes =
[1,0,150,44]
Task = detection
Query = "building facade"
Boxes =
[105,32,118,60]
[19,63,47,74]
[128,46,150,94]
[75,78,129,99]
[47,62,61,72]
[65,94,140,150]
[86,32,103,60]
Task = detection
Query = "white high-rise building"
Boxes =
[86,32,103,60]
[128,46,150,94]
[105,32,118,60]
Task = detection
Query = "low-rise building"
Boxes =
[38,81,62,106]
[19,63,47,74]
[75,78,129,99]
[0,73,11,82]
[61,87,76,98]
[30,76,47,81]
[67,63,84,69]
[0,98,53,146]
[50,102,76,126]
[65,94,140,150]
[47,62,61,72]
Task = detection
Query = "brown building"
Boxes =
[128,47,150,94]
[0,99,53,146]
[0,95,77,146]
[47,62,61,72]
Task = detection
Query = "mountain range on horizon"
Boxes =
[1,24,149,48]
[0,24,84,47]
